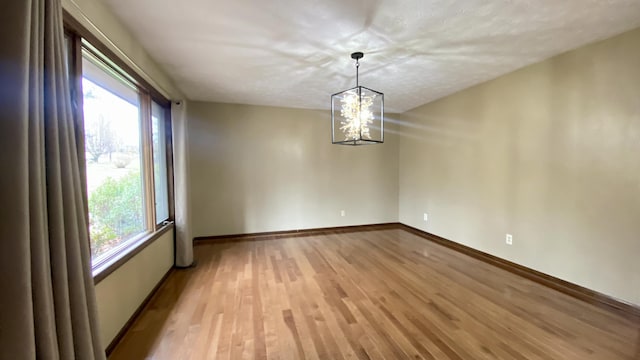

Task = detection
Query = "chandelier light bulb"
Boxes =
[340,90,375,141]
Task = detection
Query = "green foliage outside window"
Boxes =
[88,171,144,258]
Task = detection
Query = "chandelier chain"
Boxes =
[355,59,360,87]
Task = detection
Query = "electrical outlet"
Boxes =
[506,234,513,245]
[340,210,346,217]
[423,213,428,222]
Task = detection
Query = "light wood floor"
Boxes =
[109,229,639,359]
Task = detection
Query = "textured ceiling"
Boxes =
[102,0,640,112]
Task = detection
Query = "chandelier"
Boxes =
[331,52,384,145]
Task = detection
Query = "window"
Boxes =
[152,101,170,224]
[64,21,173,277]
[82,48,146,261]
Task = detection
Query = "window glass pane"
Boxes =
[82,50,146,261]
[64,35,70,77]
[152,101,169,223]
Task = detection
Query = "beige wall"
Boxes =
[94,230,174,347]
[398,28,640,306]
[187,102,399,237]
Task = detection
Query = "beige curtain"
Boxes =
[0,0,105,359]
[172,100,194,267]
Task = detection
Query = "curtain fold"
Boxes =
[0,0,105,358]
[172,100,194,267]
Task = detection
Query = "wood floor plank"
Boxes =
[109,229,640,359]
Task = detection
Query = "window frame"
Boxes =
[151,101,173,227]
[64,12,175,284]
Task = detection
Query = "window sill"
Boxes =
[93,222,174,285]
